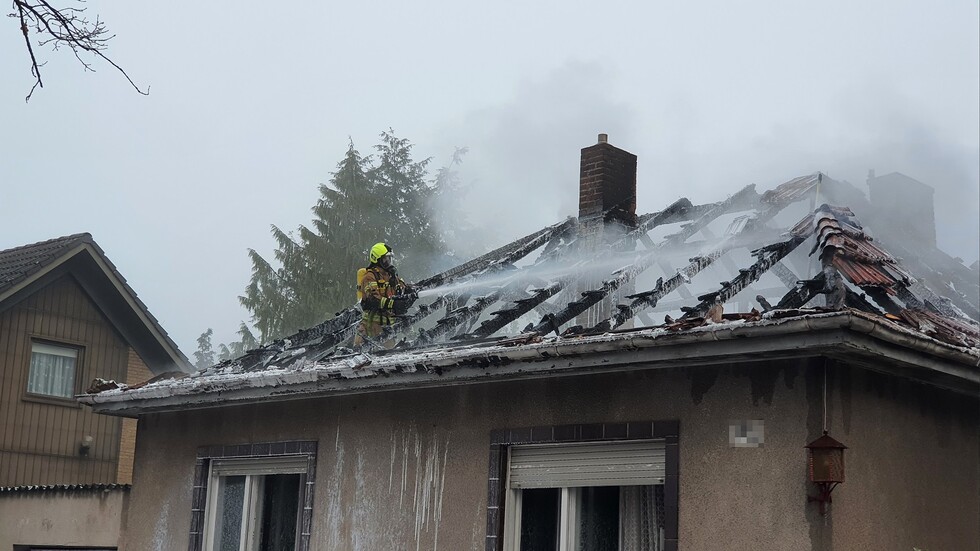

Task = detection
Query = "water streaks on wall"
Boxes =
[391,426,451,551]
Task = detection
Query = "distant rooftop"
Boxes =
[0,233,191,373]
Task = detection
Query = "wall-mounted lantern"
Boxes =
[805,430,847,515]
[78,435,93,457]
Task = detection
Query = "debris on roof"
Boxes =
[811,206,912,291]
[86,378,120,394]
[896,308,980,349]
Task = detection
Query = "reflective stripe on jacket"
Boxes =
[359,266,403,334]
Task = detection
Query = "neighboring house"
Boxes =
[0,233,191,550]
[81,138,979,551]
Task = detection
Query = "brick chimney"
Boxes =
[576,134,638,327]
[578,133,638,237]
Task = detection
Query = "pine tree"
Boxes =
[193,328,215,371]
[300,140,378,316]
[239,131,454,342]
[217,344,232,362]
[214,322,262,362]
[235,322,259,352]
[369,130,441,279]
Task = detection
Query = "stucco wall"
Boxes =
[0,488,128,549]
[124,358,978,551]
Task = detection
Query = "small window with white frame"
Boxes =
[26,340,81,399]
[503,440,667,551]
[203,455,310,551]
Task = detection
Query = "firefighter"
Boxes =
[354,242,416,347]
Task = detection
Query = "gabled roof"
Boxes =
[0,233,90,293]
[80,172,980,416]
[0,234,191,374]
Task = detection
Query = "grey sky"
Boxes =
[2,1,977,355]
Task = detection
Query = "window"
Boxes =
[192,441,317,551]
[486,421,679,551]
[504,441,666,551]
[26,341,80,398]
[204,456,306,551]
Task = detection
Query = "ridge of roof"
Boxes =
[0,232,91,254]
[0,232,92,293]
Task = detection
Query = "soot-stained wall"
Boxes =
[123,358,978,551]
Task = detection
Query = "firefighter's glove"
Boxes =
[362,296,381,312]
[392,296,412,315]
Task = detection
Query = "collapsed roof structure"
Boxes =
[81,136,980,413]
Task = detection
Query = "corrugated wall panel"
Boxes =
[0,275,127,486]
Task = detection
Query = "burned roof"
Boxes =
[79,172,980,414]
[0,233,192,373]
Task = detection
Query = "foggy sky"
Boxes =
[2,1,977,356]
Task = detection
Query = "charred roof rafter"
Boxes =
[523,185,766,336]
[681,234,809,319]
[457,193,753,340]
[598,186,814,330]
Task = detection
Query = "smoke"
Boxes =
[425,61,637,257]
[426,65,978,265]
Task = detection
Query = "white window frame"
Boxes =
[26,340,81,399]
[502,440,665,551]
[202,455,308,551]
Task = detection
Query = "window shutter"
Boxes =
[31,342,78,358]
[211,455,309,476]
[509,440,665,489]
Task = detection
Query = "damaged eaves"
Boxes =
[78,309,980,417]
[0,483,131,494]
[78,171,980,411]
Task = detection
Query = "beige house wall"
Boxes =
[0,488,129,549]
[123,358,979,551]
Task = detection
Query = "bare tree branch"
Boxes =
[9,0,148,101]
